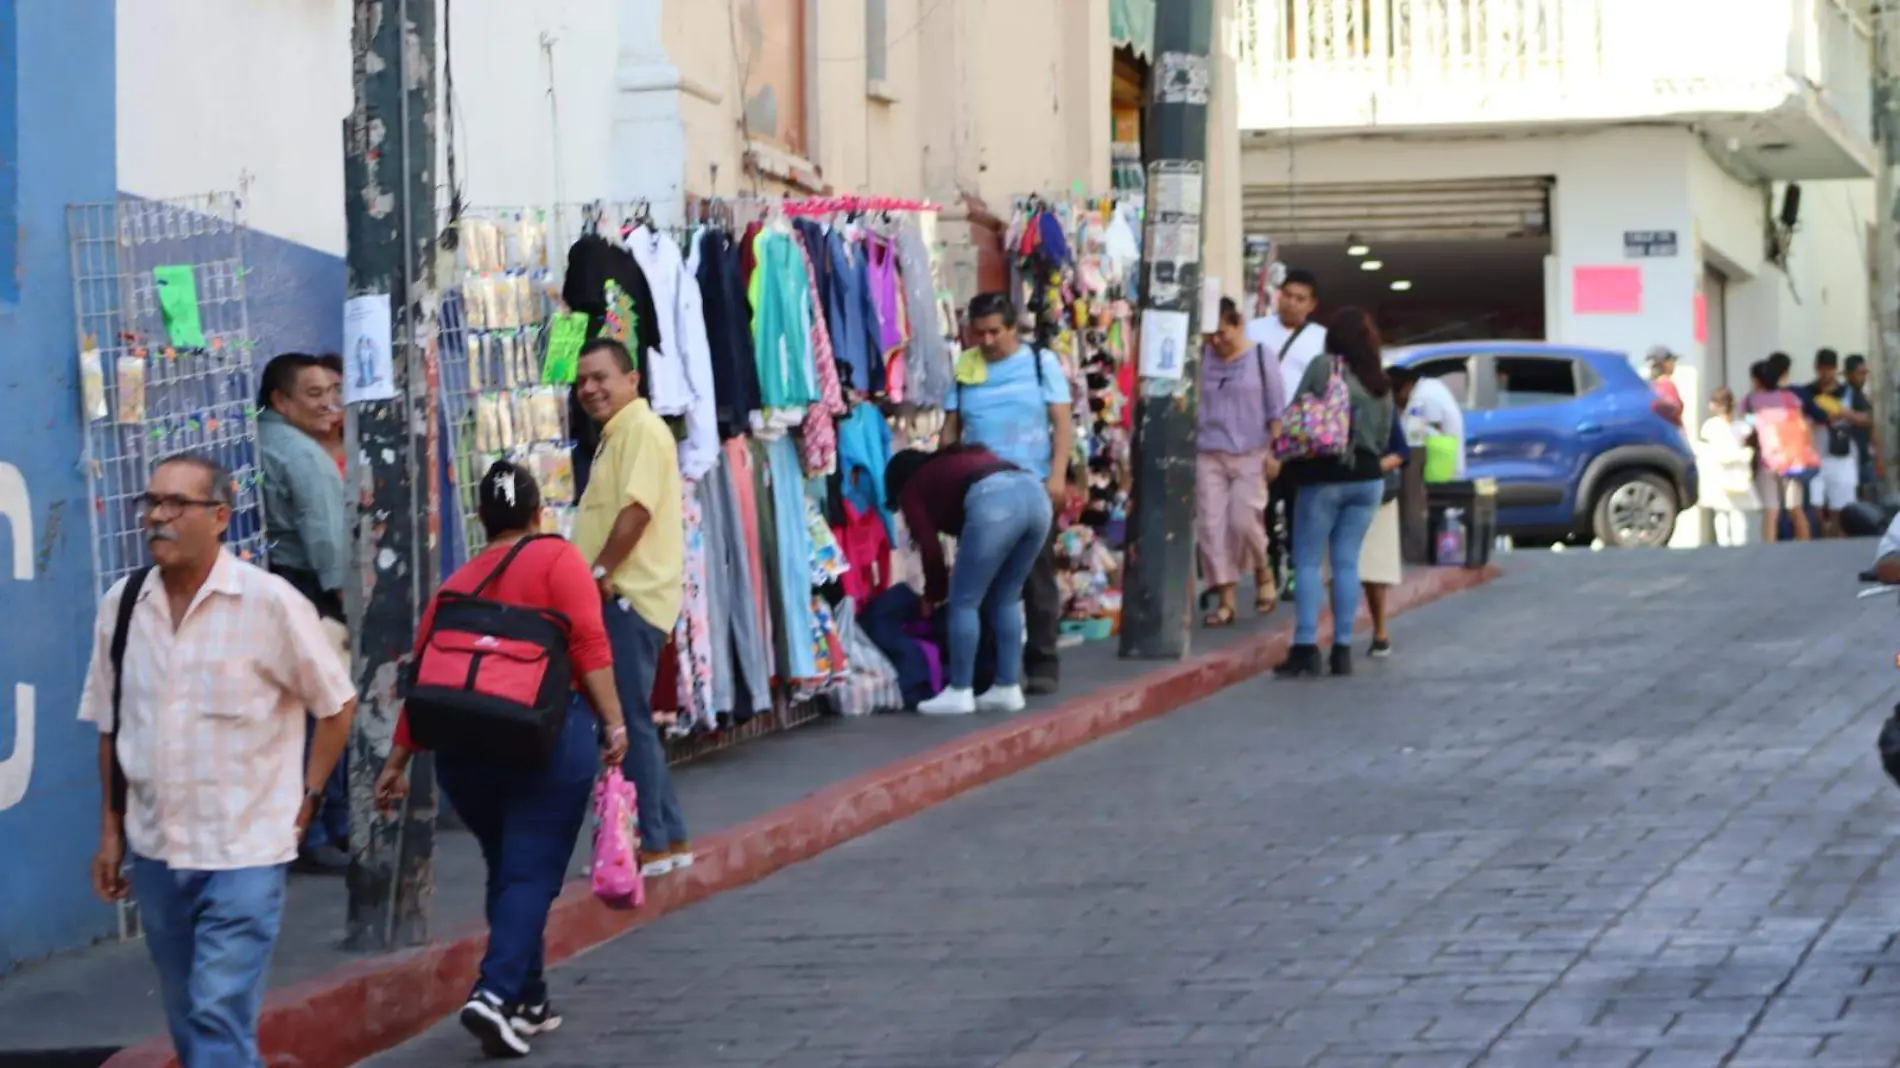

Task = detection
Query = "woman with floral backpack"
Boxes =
[1271,308,1395,679]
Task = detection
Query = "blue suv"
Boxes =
[1389,342,1699,548]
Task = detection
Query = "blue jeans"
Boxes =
[299,719,348,854]
[1291,478,1383,646]
[436,697,598,1006]
[127,856,286,1068]
[603,599,689,852]
[947,471,1054,690]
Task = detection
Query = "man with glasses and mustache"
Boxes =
[255,352,353,872]
[80,453,355,1068]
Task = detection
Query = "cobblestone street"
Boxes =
[367,543,1900,1068]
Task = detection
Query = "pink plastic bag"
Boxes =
[590,768,644,910]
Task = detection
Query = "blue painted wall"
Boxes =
[246,227,345,358]
[0,0,120,970]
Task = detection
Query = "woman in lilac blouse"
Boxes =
[1195,297,1286,626]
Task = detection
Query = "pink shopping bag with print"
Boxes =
[590,768,644,910]
[1272,357,1352,462]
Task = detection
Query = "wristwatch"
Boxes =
[592,565,609,581]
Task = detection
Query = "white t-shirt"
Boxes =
[1246,316,1328,413]
[1404,376,1467,479]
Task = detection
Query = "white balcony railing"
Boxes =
[1238,0,1873,151]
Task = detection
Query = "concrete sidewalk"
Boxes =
[0,565,1495,1068]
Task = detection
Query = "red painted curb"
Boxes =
[104,564,1501,1068]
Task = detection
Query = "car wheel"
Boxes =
[1591,471,1678,548]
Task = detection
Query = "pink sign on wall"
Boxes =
[1572,266,1643,315]
[1693,291,1708,344]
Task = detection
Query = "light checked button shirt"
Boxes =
[77,551,355,871]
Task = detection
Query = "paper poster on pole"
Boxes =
[1200,277,1222,330]
[1138,310,1191,381]
[343,294,397,403]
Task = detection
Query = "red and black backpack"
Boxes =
[405,535,574,764]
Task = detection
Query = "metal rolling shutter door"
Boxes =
[1243,177,1553,244]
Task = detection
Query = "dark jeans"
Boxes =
[1023,524,1061,684]
[436,697,598,1006]
[300,719,349,854]
[603,600,689,852]
[128,856,286,1068]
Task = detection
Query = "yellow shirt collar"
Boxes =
[601,397,653,438]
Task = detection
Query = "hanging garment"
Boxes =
[834,499,892,606]
[724,438,776,684]
[562,234,663,381]
[867,236,905,356]
[794,240,846,476]
[825,231,883,395]
[703,454,772,716]
[895,220,953,407]
[836,403,895,537]
[747,229,820,416]
[692,229,762,438]
[749,437,789,676]
[629,229,720,479]
[825,597,903,717]
[764,436,818,681]
[671,478,716,729]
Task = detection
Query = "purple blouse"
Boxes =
[1198,342,1285,454]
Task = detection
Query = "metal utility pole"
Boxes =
[1876,5,1900,499]
[343,0,437,951]
[1121,0,1216,660]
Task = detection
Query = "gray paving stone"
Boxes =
[365,544,1900,1068]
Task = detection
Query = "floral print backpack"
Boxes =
[1272,357,1352,462]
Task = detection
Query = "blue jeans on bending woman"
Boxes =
[436,697,599,1008]
[1291,478,1384,646]
[947,471,1054,690]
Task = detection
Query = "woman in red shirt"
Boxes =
[373,461,627,1058]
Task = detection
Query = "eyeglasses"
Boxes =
[135,493,225,519]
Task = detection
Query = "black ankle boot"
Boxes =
[1330,645,1353,677]
[1274,644,1324,679]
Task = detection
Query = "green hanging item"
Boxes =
[152,265,207,349]
[543,312,588,384]
[1423,434,1460,484]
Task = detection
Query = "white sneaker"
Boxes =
[917,687,976,715]
[460,990,530,1058]
[639,854,676,877]
[975,685,1026,713]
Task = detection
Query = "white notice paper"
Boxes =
[1138,310,1190,382]
[1200,277,1222,331]
[343,294,396,404]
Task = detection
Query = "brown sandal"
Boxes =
[1255,575,1278,615]
[1203,605,1238,628]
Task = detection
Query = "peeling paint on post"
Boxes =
[343,0,436,952]
[1120,0,1214,661]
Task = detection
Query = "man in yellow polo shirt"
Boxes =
[572,337,691,876]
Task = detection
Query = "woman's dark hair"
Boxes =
[1749,360,1772,390]
[1766,351,1792,383]
[884,448,934,511]
[1323,307,1390,397]
[477,460,543,540]
[1217,296,1246,329]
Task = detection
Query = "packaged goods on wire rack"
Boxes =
[438,210,578,565]
[434,193,969,751]
[1004,194,1144,642]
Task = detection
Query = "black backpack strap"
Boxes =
[108,566,153,816]
[468,533,556,599]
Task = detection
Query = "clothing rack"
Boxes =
[781,194,938,218]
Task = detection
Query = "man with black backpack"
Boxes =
[944,292,1075,696]
[80,452,355,1068]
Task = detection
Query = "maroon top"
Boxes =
[898,446,1019,602]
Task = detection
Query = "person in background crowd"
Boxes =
[886,445,1053,716]
[944,292,1073,696]
[1274,308,1394,680]
[1196,297,1285,627]
[1697,386,1760,547]
[1845,354,1884,500]
[570,338,692,877]
[1400,365,1467,478]
[255,352,352,874]
[84,453,355,1068]
[1743,358,1812,543]
[315,354,347,477]
[375,461,629,1059]
[1361,368,1418,657]
[1799,348,1867,536]
[1246,269,1327,597]
[1646,346,1685,429]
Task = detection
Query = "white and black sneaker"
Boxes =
[460,989,530,1058]
[510,1001,563,1037]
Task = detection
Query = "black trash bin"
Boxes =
[1425,478,1497,569]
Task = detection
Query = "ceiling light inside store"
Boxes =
[1390,280,1413,292]
[1361,259,1384,271]
[1347,244,1370,257]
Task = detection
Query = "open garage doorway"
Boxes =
[1246,177,1553,345]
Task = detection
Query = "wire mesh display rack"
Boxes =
[67,194,266,598]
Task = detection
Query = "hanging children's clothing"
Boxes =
[692,228,763,439]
